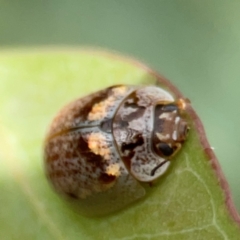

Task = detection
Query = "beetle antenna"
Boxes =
[150,160,169,176]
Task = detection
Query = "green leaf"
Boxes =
[1,49,240,240]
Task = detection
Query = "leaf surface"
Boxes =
[0,49,240,240]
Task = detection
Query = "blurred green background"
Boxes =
[1,0,240,212]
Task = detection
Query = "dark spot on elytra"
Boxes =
[65,151,73,159]
[78,89,110,121]
[63,161,71,167]
[50,153,59,161]
[77,133,104,168]
[78,85,124,122]
[99,173,116,184]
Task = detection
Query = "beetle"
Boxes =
[44,85,189,216]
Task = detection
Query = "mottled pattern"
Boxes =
[46,128,124,198]
[45,85,143,200]
[113,86,174,182]
[87,86,128,121]
[47,85,134,138]
[44,84,189,215]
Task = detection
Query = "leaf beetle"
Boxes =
[44,85,189,216]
